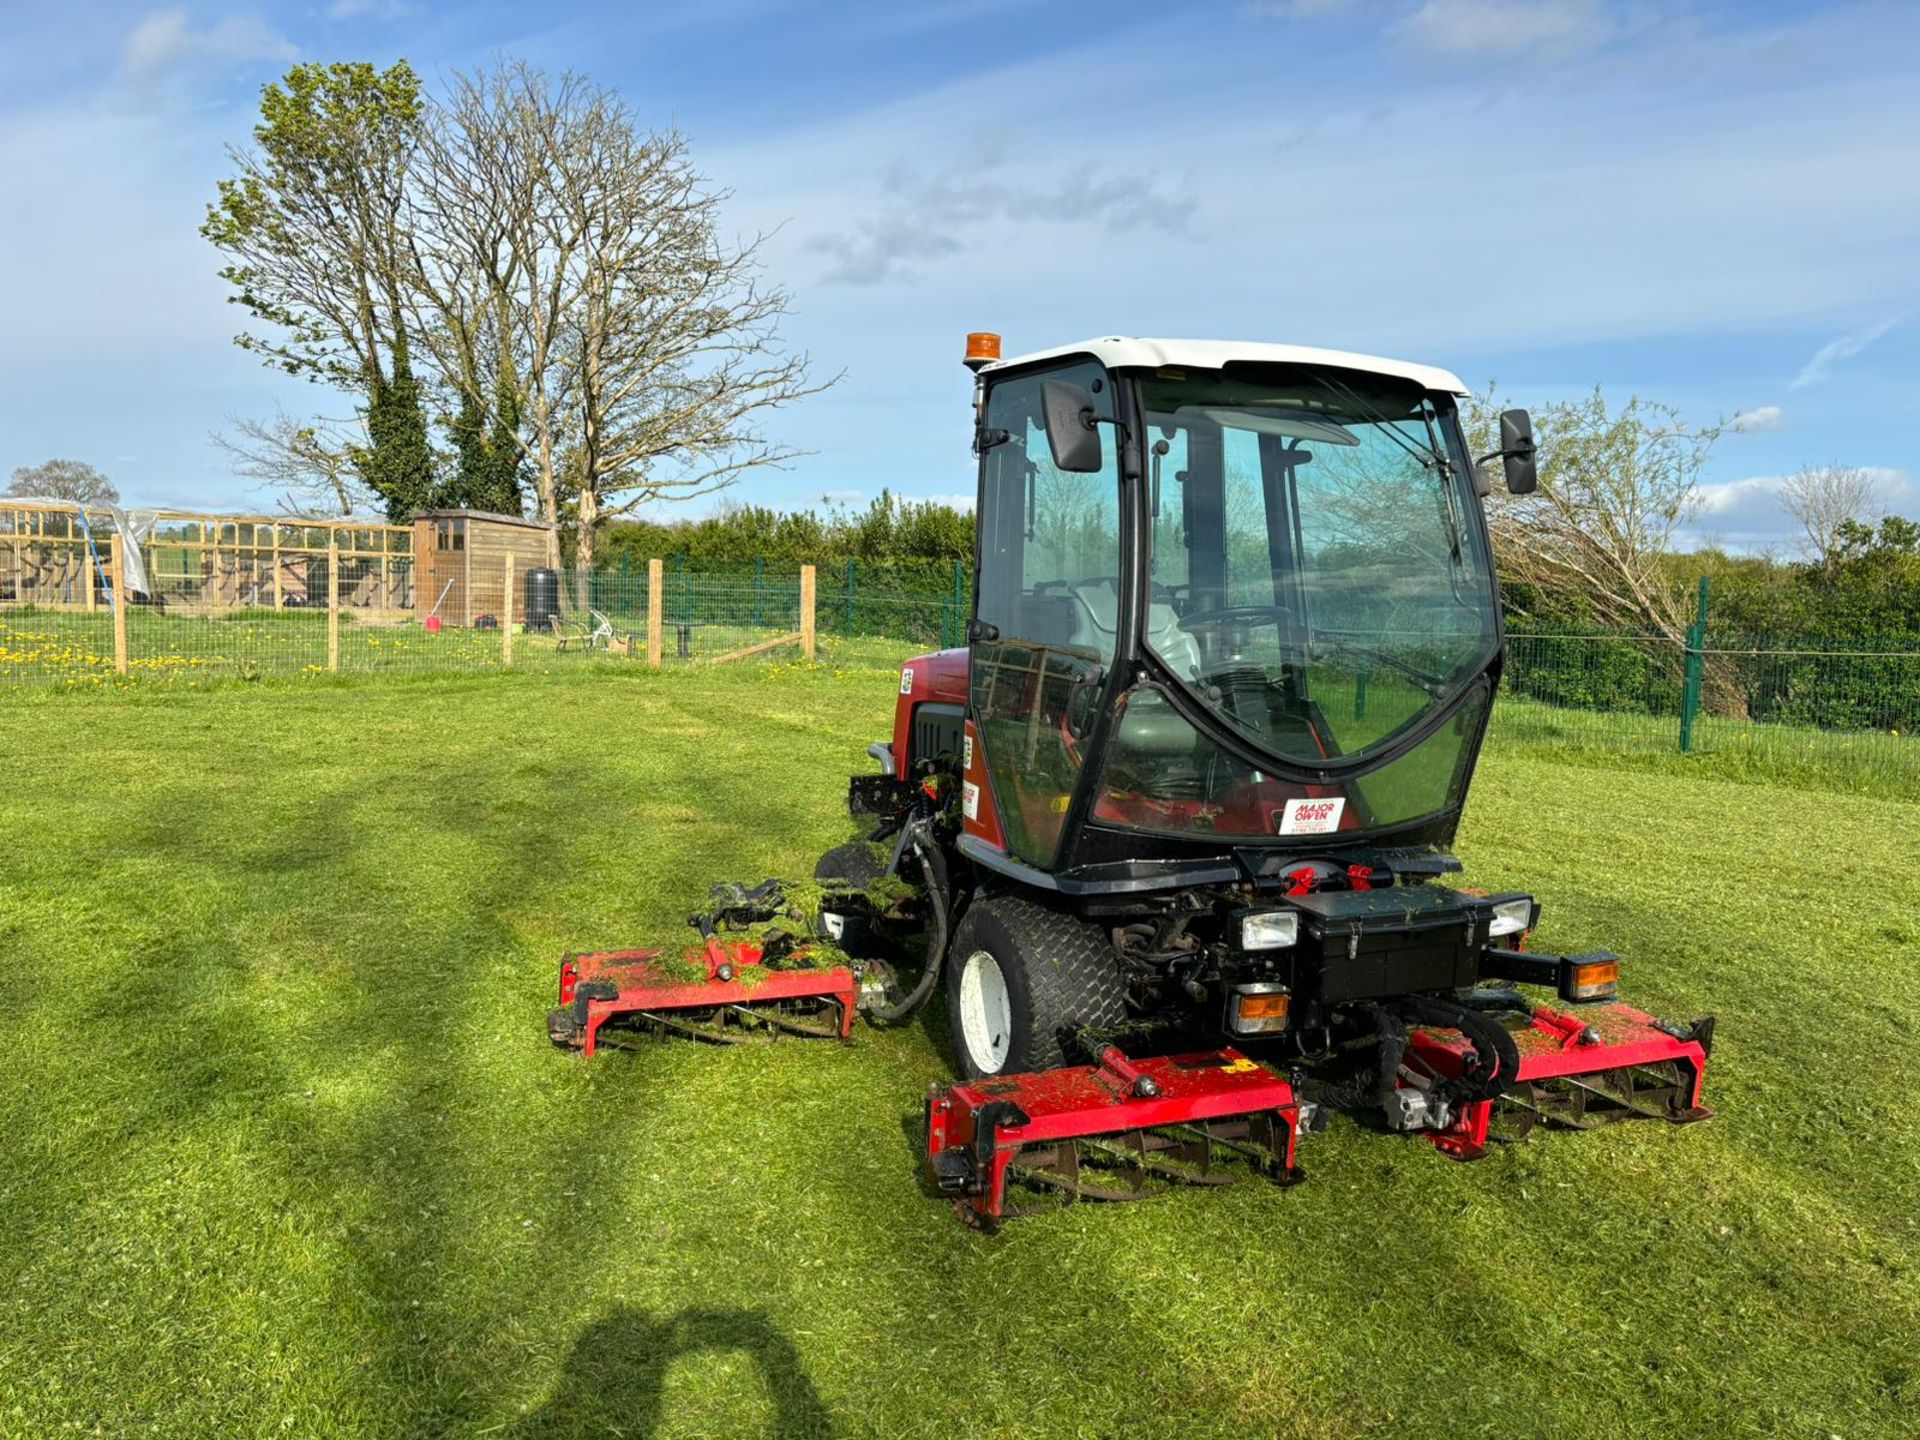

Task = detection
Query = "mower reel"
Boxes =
[1400,998,1715,1160]
[924,1046,1306,1229]
[547,884,860,1056]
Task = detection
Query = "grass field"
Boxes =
[2,665,1917,1438]
[0,605,841,685]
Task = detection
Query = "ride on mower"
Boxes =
[550,332,1715,1227]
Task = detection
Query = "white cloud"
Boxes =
[1684,466,1915,551]
[118,9,296,103]
[1694,473,1786,516]
[813,152,1191,286]
[1728,404,1782,433]
[1396,0,1611,60]
[1790,316,1902,388]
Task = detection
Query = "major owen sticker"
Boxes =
[1277,797,1345,835]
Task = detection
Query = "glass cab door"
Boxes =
[970,361,1123,867]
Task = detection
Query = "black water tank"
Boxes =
[524,568,560,630]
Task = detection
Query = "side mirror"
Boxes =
[1040,380,1104,473]
[1499,409,1538,495]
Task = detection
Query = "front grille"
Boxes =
[911,703,964,767]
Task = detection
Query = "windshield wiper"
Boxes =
[1307,371,1449,474]
[1306,635,1449,697]
[1310,370,1467,570]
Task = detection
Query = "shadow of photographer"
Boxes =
[510,1305,834,1438]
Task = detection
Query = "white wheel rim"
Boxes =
[958,950,1013,1073]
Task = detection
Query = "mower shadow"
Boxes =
[510,1305,834,1439]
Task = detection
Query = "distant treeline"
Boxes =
[599,491,972,571]
[1507,516,1920,645]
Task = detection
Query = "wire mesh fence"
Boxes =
[4,553,1915,794]
[1493,631,1920,792]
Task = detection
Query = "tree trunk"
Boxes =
[574,483,598,608]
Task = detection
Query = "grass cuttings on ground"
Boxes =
[2,665,1917,1439]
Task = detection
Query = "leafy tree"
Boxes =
[6,459,119,506]
[1466,386,1721,649]
[445,372,525,514]
[203,61,436,521]
[354,325,436,521]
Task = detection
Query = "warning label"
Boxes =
[1276,797,1345,835]
[963,781,980,821]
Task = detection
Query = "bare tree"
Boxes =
[1467,387,1721,651]
[555,113,832,573]
[210,410,370,516]
[414,64,832,577]
[1778,463,1882,566]
[409,65,576,564]
[6,459,119,505]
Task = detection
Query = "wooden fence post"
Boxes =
[800,564,816,660]
[647,558,664,667]
[502,554,515,666]
[327,533,341,673]
[109,535,128,676]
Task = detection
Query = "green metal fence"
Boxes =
[5,554,1914,796]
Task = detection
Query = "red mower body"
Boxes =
[925,1046,1304,1227]
[1403,1001,1712,1159]
[550,942,856,1056]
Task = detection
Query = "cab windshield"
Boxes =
[1140,366,1498,764]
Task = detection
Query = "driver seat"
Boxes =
[1065,577,1203,679]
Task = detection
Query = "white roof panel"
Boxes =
[986,336,1469,396]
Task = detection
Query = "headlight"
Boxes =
[1487,896,1535,939]
[1240,911,1299,951]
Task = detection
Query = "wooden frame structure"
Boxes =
[0,500,415,615]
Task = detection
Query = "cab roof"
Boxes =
[985,336,1470,397]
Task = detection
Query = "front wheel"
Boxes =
[944,896,1127,1079]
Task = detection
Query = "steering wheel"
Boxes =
[1175,604,1292,633]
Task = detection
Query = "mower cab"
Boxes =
[883,335,1714,1203]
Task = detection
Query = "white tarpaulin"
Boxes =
[8,498,155,598]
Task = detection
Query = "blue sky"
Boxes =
[2,0,1916,550]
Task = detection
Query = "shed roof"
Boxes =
[412,509,553,531]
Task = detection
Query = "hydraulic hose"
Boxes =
[1295,996,1519,1118]
[861,822,952,1025]
[1391,994,1523,1104]
[1291,1003,1407,1113]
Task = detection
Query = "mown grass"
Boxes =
[0,607,883,688]
[1491,694,1920,800]
[2,665,1917,1438]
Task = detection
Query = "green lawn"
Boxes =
[2,666,1916,1438]
[0,605,855,686]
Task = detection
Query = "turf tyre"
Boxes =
[945,895,1126,1079]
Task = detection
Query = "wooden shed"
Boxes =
[412,510,555,627]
